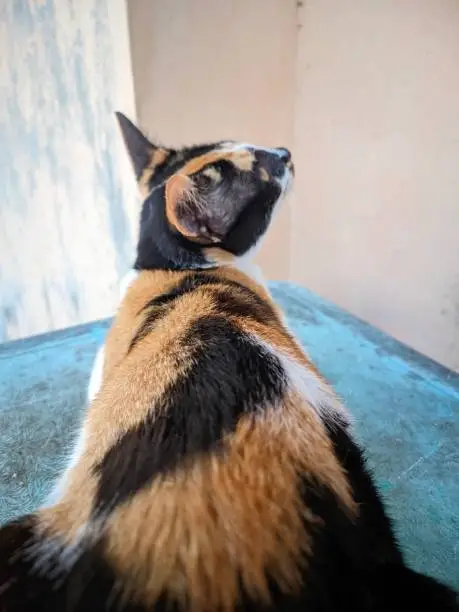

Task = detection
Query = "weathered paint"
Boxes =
[0,282,458,589]
[0,0,137,342]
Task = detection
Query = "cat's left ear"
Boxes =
[115,111,169,192]
[165,173,240,244]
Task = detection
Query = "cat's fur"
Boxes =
[0,114,457,611]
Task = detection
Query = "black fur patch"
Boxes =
[131,150,283,272]
[134,185,211,272]
[0,517,150,612]
[325,420,404,565]
[1,509,456,611]
[210,286,272,322]
[115,112,154,181]
[218,183,280,257]
[95,316,286,513]
[283,421,459,611]
[128,273,278,352]
[133,178,281,271]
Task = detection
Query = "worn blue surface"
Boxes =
[0,282,458,588]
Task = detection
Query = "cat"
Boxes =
[0,112,457,611]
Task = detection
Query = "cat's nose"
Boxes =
[275,147,291,163]
[255,149,292,177]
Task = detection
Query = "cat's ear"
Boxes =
[115,112,153,179]
[115,112,168,188]
[165,173,233,244]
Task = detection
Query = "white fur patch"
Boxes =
[87,270,138,405]
[87,345,105,404]
[235,248,268,289]
[43,426,87,507]
[255,336,349,425]
[221,142,287,157]
[119,269,139,300]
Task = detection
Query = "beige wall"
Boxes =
[292,0,459,371]
[127,0,298,280]
[127,0,459,371]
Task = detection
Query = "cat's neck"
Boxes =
[133,239,268,292]
[134,238,208,272]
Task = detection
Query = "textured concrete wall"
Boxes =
[0,0,137,342]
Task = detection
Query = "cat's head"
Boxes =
[116,112,294,271]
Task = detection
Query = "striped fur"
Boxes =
[0,115,457,611]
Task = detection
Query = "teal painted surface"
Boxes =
[0,0,136,343]
[0,282,458,588]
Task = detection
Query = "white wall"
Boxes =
[0,0,137,342]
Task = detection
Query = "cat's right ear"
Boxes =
[115,112,168,192]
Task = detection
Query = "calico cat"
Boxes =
[0,113,457,612]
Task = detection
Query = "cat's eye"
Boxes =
[201,165,224,184]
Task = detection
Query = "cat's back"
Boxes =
[0,268,457,612]
[0,268,355,611]
[79,267,356,609]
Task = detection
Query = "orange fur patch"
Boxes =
[164,173,198,238]
[164,174,221,243]
[177,149,255,177]
[139,148,169,198]
[101,399,354,611]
